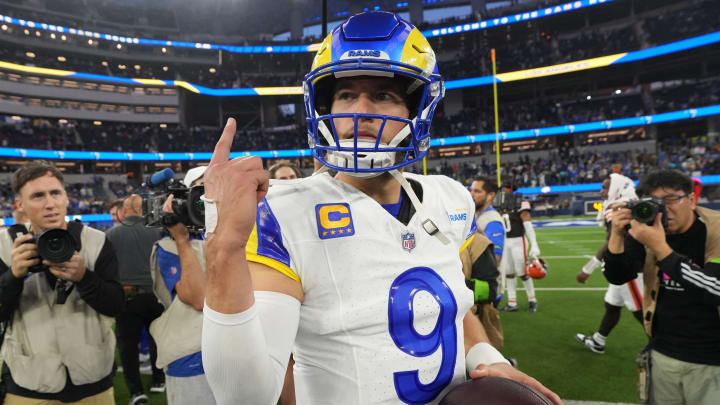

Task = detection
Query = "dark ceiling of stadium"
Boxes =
[10,0,453,39]
[172,0,393,38]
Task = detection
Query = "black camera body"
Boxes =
[492,190,523,213]
[627,197,668,228]
[8,225,78,272]
[143,183,206,231]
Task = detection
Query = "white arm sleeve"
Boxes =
[202,291,300,405]
[523,221,540,256]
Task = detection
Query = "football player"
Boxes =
[497,188,542,313]
[575,173,644,354]
[200,11,561,405]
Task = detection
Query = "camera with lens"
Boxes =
[8,225,78,272]
[143,184,205,231]
[493,190,523,213]
[626,197,668,228]
[141,169,205,232]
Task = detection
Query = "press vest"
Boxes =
[0,223,115,393]
[149,236,205,369]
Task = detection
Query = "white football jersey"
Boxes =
[246,172,476,404]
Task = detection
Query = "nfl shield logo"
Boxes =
[401,232,416,252]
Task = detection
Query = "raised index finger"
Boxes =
[210,118,237,166]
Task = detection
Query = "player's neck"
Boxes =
[336,172,402,205]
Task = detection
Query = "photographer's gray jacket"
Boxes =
[105,215,162,289]
[0,222,124,396]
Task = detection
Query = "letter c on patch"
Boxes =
[319,205,351,228]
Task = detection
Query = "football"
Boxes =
[439,376,554,405]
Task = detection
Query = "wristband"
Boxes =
[466,342,510,374]
[201,195,218,233]
[581,257,602,275]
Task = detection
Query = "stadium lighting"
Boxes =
[10,116,21,120]
[160,123,167,128]
[58,119,68,124]
[61,34,66,40]
[615,89,622,94]
[93,121,102,125]
[88,39,93,45]
[586,95,591,100]
[50,33,55,39]
[209,67,216,73]
[162,66,168,71]
[57,56,66,62]
[116,43,122,49]
[35,30,40,37]
[101,60,108,66]
[1,24,7,30]
[134,64,141,70]
[118,64,126,69]
[161,47,167,53]
[25,51,35,58]
[23,29,29,35]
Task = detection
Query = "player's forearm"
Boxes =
[205,232,254,314]
[202,291,299,405]
[175,239,207,311]
[462,310,489,354]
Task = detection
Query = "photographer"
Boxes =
[105,195,165,404]
[148,166,216,405]
[604,169,720,405]
[0,160,124,404]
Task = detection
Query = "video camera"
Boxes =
[492,190,523,213]
[141,168,206,232]
[8,225,78,273]
[627,197,668,228]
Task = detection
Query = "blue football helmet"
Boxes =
[303,11,444,177]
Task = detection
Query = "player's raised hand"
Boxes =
[470,363,563,405]
[204,118,270,243]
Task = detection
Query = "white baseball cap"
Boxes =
[184,166,207,187]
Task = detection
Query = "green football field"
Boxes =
[499,225,646,404]
[113,225,644,404]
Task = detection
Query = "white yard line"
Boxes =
[543,255,593,259]
[538,238,605,244]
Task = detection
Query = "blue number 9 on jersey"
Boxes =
[388,267,459,404]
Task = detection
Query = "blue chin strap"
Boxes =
[304,58,444,175]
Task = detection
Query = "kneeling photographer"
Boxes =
[603,169,720,405]
[146,166,216,405]
[0,160,124,404]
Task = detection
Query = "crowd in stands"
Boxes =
[442,0,718,80]
[2,74,717,153]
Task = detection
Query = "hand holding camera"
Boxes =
[10,234,40,278]
[10,226,79,279]
[45,251,86,282]
[162,195,190,242]
[609,199,673,259]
